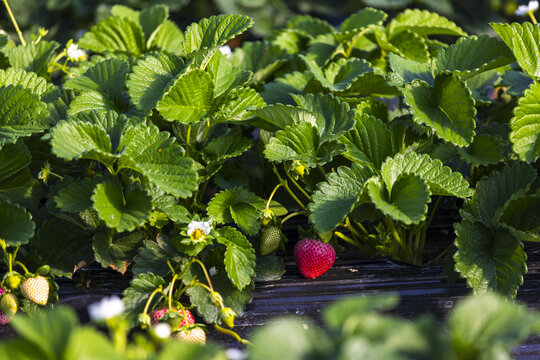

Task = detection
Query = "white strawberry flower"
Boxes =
[154,322,172,339]
[219,45,232,59]
[88,295,125,321]
[187,219,213,241]
[67,43,85,61]
[516,1,539,16]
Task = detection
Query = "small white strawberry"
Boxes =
[174,327,206,345]
[20,276,49,306]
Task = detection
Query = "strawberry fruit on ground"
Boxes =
[151,308,195,327]
[174,327,206,345]
[260,227,282,255]
[0,293,18,316]
[20,276,49,306]
[294,238,336,279]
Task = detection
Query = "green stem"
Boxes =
[281,211,304,225]
[265,183,282,210]
[2,0,25,46]
[167,261,176,275]
[143,287,164,315]
[7,253,12,273]
[14,261,29,275]
[385,217,408,256]
[168,274,180,311]
[334,231,361,248]
[271,164,306,210]
[286,169,311,201]
[425,243,454,267]
[530,11,538,24]
[197,180,210,204]
[214,324,252,345]
[185,124,192,158]
[192,259,214,292]
[318,165,326,177]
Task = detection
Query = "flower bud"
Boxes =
[3,272,22,290]
[221,307,237,328]
[210,291,223,306]
[138,313,151,329]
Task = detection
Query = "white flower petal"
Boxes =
[187,220,213,236]
[220,45,232,59]
[88,295,125,321]
[154,323,172,339]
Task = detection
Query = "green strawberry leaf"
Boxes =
[133,234,183,276]
[387,53,433,87]
[63,327,118,360]
[55,177,104,213]
[499,195,540,235]
[147,20,185,55]
[390,30,429,63]
[118,123,199,197]
[491,22,540,79]
[127,52,184,113]
[341,114,393,169]
[302,57,373,93]
[123,272,166,323]
[65,58,130,115]
[0,85,50,147]
[216,226,256,290]
[139,4,169,41]
[462,162,537,227]
[509,81,540,162]
[402,73,476,147]
[309,164,377,233]
[380,152,473,197]
[454,220,526,297]
[0,199,35,247]
[0,141,30,183]
[501,70,532,97]
[252,104,317,131]
[156,69,214,123]
[255,254,285,282]
[456,134,503,166]
[213,87,265,123]
[261,71,310,105]
[366,174,430,225]
[231,41,289,84]
[8,41,59,77]
[292,93,356,142]
[93,229,147,271]
[340,8,387,32]
[32,219,94,277]
[449,292,540,357]
[92,181,152,232]
[286,15,334,38]
[264,122,345,166]
[207,187,264,233]
[78,16,145,57]
[183,14,253,54]
[204,134,252,162]
[433,35,513,81]
[388,9,467,37]
[10,306,78,360]
[0,68,59,102]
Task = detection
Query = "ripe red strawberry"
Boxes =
[20,276,49,305]
[0,293,18,316]
[260,227,281,255]
[150,308,195,326]
[294,238,336,279]
[0,311,10,325]
[174,327,206,345]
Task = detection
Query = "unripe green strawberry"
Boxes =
[260,227,281,255]
[220,307,236,328]
[20,276,49,306]
[3,271,22,290]
[0,293,18,317]
[174,327,206,345]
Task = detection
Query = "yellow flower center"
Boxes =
[190,228,204,241]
